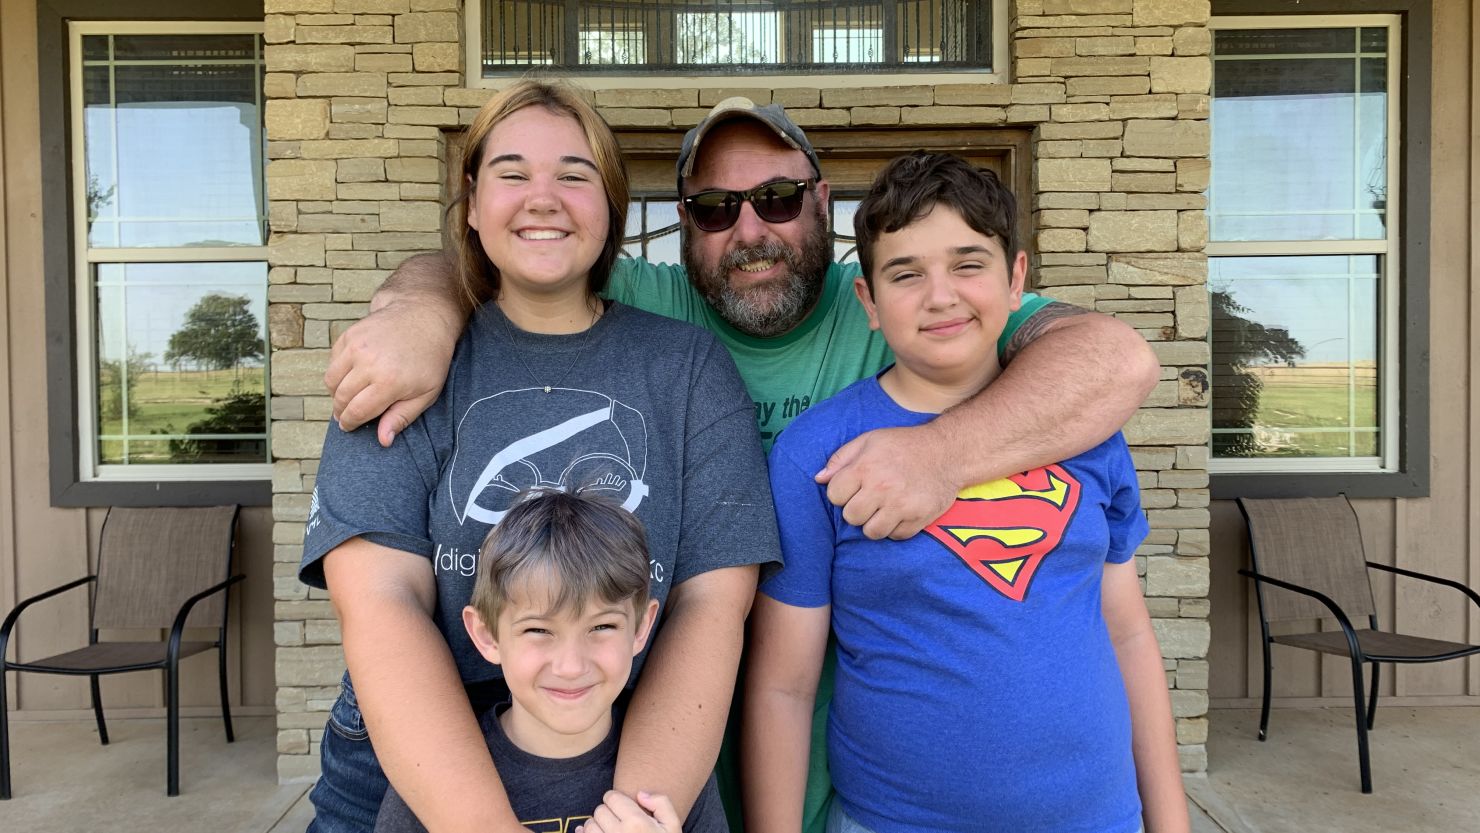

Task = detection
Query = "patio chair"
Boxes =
[1237,496,1480,793]
[0,505,243,799]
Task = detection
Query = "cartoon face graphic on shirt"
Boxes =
[448,388,650,526]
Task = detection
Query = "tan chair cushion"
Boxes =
[14,641,218,672]
[1273,629,1480,661]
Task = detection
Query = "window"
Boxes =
[579,28,644,65]
[1208,16,1400,475]
[469,0,998,77]
[68,22,268,484]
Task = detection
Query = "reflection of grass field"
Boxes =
[1236,365,1378,457]
[99,369,264,437]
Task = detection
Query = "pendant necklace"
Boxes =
[496,299,603,394]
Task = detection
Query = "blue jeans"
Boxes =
[307,673,509,833]
[306,674,388,833]
[826,802,874,833]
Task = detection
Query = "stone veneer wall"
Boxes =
[266,0,1214,784]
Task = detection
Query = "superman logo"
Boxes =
[923,465,1081,602]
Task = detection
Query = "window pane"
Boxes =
[94,262,268,466]
[832,199,861,264]
[814,28,883,64]
[677,12,779,64]
[109,33,258,61]
[1210,255,1380,459]
[1211,27,1388,241]
[580,29,644,64]
[484,0,991,73]
[82,34,265,248]
[624,198,682,266]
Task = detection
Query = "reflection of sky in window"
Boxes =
[1210,255,1377,364]
[85,102,264,247]
[832,199,860,264]
[676,13,779,63]
[814,28,882,63]
[1211,88,1386,241]
[625,200,682,266]
[95,262,267,365]
[579,30,644,64]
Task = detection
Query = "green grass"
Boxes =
[98,368,265,464]
[1218,372,1380,458]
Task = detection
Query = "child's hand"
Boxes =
[577,790,679,833]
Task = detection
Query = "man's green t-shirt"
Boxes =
[604,257,1050,833]
[607,259,1048,448]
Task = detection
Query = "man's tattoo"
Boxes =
[1002,301,1091,365]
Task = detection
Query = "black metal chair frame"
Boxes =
[1237,497,1480,794]
[0,507,244,798]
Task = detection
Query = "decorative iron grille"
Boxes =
[480,1,992,75]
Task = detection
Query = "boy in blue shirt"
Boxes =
[742,153,1188,833]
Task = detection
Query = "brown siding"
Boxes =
[0,0,276,718]
[1209,0,1479,707]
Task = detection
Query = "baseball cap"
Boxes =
[676,97,823,191]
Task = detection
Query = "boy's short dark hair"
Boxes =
[853,151,1019,288]
[469,489,651,629]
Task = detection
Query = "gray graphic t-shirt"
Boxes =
[299,301,780,684]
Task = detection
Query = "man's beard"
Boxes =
[683,207,831,338]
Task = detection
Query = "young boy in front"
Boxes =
[742,153,1188,833]
[375,490,728,833]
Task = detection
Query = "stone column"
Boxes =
[265,0,462,783]
[1017,0,1213,770]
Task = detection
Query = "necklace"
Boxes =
[495,299,603,394]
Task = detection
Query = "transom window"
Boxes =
[470,0,996,76]
[69,23,269,482]
[1207,15,1400,474]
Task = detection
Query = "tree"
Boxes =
[676,13,775,64]
[165,293,264,373]
[167,383,266,463]
[97,347,155,424]
[1211,289,1306,457]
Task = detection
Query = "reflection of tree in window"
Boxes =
[1211,290,1306,457]
[580,29,643,64]
[164,293,265,375]
[97,347,154,424]
[677,13,777,64]
[167,385,266,464]
[156,293,266,463]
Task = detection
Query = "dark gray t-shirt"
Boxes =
[373,705,728,833]
[299,301,780,684]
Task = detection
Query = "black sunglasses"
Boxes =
[682,179,813,232]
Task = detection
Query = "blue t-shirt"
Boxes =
[761,374,1149,833]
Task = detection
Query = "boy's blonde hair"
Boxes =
[469,489,651,629]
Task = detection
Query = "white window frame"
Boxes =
[1207,14,1402,475]
[68,20,270,483]
[464,0,1009,89]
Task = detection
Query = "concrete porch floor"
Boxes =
[2,707,1475,832]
